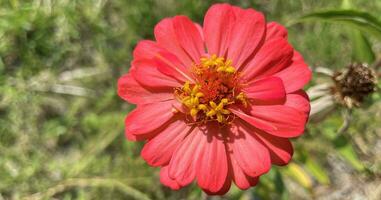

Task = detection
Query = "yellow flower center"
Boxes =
[175,55,248,124]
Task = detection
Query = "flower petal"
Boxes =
[229,152,259,190]
[173,16,205,62]
[132,40,165,62]
[160,166,181,190]
[202,173,232,195]
[168,126,202,187]
[117,73,173,104]
[154,18,193,67]
[227,120,271,177]
[125,101,175,136]
[274,57,312,93]
[255,130,294,166]
[131,59,182,88]
[242,38,293,81]
[243,76,286,101]
[285,91,311,116]
[231,5,245,17]
[203,3,235,56]
[141,119,191,167]
[265,22,288,41]
[230,105,307,138]
[227,8,265,70]
[196,125,228,193]
[155,51,194,83]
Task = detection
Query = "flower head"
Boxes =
[118,3,311,195]
[332,63,377,108]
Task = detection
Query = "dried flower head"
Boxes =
[332,63,377,108]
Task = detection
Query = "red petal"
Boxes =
[230,105,307,138]
[196,125,228,193]
[160,166,181,190]
[141,120,191,167]
[173,16,205,62]
[242,38,293,80]
[243,76,286,101]
[125,128,157,141]
[125,101,175,135]
[265,22,288,41]
[255,130,294,166]
[285,91,311,116]
[293,50,304,62]
[203,3,235,56]
[168,126,202,186]
[131,59,182,88]
[274,57,312,93]
[202,172,232,195]
[227,8,265,70]
[231,5,245,17]
[227,120,271,177]
[155,51,194,82]
[229,153,259,190]
[154,18,193,67]
[117,73,173,104]
[132,40,164,62]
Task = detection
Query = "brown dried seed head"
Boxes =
[331,63,377,108]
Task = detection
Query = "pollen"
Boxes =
[176,55,247,124]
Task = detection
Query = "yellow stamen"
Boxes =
[198,104,208,111]
[190,108,199,117]
[236,92,248,107]
[206,109,216,117]
[209,101,217,108]
[176,54,245,124]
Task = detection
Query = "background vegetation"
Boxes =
[0,0,380,199]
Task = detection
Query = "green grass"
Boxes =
[0,0,380,199]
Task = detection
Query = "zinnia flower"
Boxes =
[118,3,311,195]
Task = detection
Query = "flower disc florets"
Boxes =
[176,55,247,124]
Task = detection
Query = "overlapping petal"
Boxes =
[265,22,288,41]
[154,18,193,67]
[229,152,259,190]
[203,3,235,56]
[242,38,294,81]
[196,125,228,193]
[117,74,173,104]
[230,104,307,138]
[255,130,294,165]
[243,76,286,101]
[141,119,191,167]
[131,59,182,88]
[274,57,312,93]
[227,8,266,70]
[168,126,202,187]
[160,166,181,190]
[228,120,271,177]
[125,101,175,136]
[132,40,165,62]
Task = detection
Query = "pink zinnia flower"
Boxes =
[118,3,311,195]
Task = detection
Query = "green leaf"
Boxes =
[274,169,288,200]
[305,157,330,185]
[333,135,365,171]
[341,0,375,63]
[347,28,375,63]
[293,9,381,40]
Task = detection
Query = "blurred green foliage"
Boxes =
[0,0,380,199]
